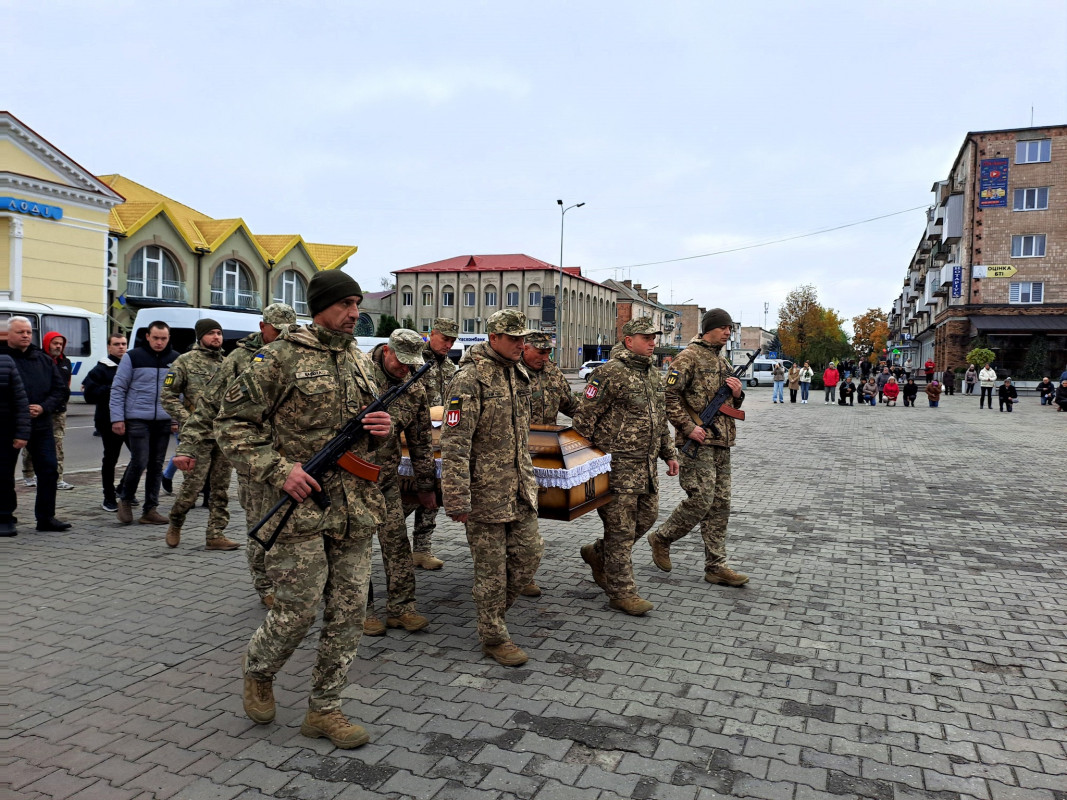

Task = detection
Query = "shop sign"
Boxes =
[1,196,64,220]
[951,265,962,298]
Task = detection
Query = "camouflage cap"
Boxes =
[388,329,427,367]
[261,302,297,329]
[622,316,662,336]
[485,309,535,336]
[525,331,553,349]
[432,317,459,337]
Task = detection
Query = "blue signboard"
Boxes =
[979,158,1008,208]
[951,265,963,298]
[0,196,64,220]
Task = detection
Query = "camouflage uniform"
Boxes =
[572,324,677,601]
[160,342,230,542]
[524,332,580,424]
[216,323,387,712]
[652,336,743,571]
[405,322,458,554]
[368,334,435,617]
[441,318,542,647]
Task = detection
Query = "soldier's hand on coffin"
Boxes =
[173,455,196,472]
[417,491,437,510]
[666,459,680,477]
[283,462,321,502]
[361,409,392,438]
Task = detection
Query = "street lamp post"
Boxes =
[557,199,584,369]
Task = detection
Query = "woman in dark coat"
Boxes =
[902,378,919,407]
[941,367,955,396]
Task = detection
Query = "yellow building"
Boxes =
[1,112,124,315]
[99,175,358,331]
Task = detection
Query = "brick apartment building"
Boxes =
[887,125,1067,378]
[602,279,676,352]
[667,303,707,349]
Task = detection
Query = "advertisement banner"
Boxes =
[979,158,1009,207]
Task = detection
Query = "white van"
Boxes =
[744,357,794,387]
[0,301,107,398]
[129,307,312,355]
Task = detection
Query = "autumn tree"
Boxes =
[776,285,850,367]
[851,308,889,364]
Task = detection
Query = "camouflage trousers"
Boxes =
[465,508,543,645]
[402,501,439,553]
[375,480,416,616]
[654,444,732,570]
[168,443,231,540]
[593,491,659,600]
[239,477,275,600]
[244,531,372,712]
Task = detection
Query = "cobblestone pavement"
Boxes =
[5,389,1065,800]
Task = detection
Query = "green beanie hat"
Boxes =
[307,271,364,316]
[194,318,222,340]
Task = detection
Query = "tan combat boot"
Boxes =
[206,536,241,551]
[362,611,386,636]
[165,524,181,548]
[705,565,749,586]
[242,656,275,724]
[117,500,134,525]
[412,551,444,570]
[386,612,429,632]
[482,641,529,667]
[301,709,370,749]
[580,544,607,590]
[647,532,672,572]
[139,508,168,525]
[520,582,542,597]
[609,596,654,616]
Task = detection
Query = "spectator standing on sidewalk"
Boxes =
[110,320,177,526]
[925,380,942,407]
[924,359,936,384]
[903,357,913,380]
[964,364,977,394]
[0,345,31,537]
[979,364,997,409]
[902,378,918,407]
[786,363,801,403]
[22,332,74,490]
[798,361,813,403]
[771,362,785,404]
[1,317,69,531]
[81,332,128,511]
[822,362,839,404]
[876,366,891,403]
[998,378,1018,412]
[942,367,956,396]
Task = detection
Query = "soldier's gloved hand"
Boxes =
[173,455,196,472]
[665,459,680,477]
[361,410,392,438]
[417,491,437,510]
[283,462,322,503]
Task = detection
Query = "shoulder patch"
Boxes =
[163,371,175,387]
[584,378,601,399]
[295,370,330,380]
[666,368,680,386]
[252,352,267,363]
[224,381,247,404]
[445,395,462,427]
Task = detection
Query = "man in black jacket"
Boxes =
[1,338,32,536]
[1,317,70,531]
[82,332,128,511]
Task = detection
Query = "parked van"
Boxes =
[129,307,310,355]
[0,301,107,397]
[744,357,794,387]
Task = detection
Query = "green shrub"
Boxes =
[965,347,996,368]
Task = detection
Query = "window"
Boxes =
[1016,139,1051,164]
[401,289,413,306]
[211,259,257,309]
[442,290,455,307]
[506,285,519,307]
[128,245,183,301]
[529,288,541,306]
[1009,282,1043,304]
[420,318,432,332]
[463,318,476,333]
[42,315,90,356]
[1013,187,1049,211]
[1011,234,1046,257]
[422,290,433,306]
[274,270,308,315]
[485,290,497,307]
[464,291,476,307]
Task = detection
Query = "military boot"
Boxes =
[580,544,607,590]
[362,611,386,636]
[482,641,529,667]
[165,524,181,548]
[647,532,672,572]
[609,596,654,616]
[705,565,749,586]
[386,612,429,632]
[412,551,444,570]
[206,536,241,551]
[300,709,370,749]
[242,656,275,724]
[520,582,542,597]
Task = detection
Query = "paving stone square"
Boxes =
[4,388,1065,799]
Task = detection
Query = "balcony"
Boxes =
[931,267,947,296]
[926,219,943,241]
[942,194,963,244]
[210,289,263,312]
[125,279,189,306]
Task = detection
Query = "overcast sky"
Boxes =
[7,1,1066,330]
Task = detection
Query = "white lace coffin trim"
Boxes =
[398,453,613,489]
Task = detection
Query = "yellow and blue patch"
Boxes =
[445,395,462,427]
[666,369,680,386]
[163,371,176,387]
[584,378,601,399]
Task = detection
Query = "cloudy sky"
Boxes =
[7,1,1066,330]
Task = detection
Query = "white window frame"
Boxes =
[212,259,257,309]
[402,290,413,306]
[463,291,476,307]
[1009,281,1043,304]
[529,289,542,306]
[462,318,476,333]
[485,290,497,307]
[420,318,432,332]
[274,269,309,316]
[506,289,519,307]
[1013,187,1049,211]
[442,290,455,307]
[1015,139,1051,164]
[128,245,182,301]
[1011,234,1046,258]
[422,290,433,306]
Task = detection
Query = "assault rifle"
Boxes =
[679,348,760,458]
[248,359,433,551]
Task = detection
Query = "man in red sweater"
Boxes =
[822,363,840,404]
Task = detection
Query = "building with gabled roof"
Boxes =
[602,279,676,351]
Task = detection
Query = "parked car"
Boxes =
[578,360,606,380]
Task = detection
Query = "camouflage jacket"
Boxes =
[420,343,457,406]
[160,343,225,429]
[665,337,744,448]
[572,347,677,494]
[369,343,436,493]
[441,341,537,522]
[527,359,579,424]
[215,324,387,543]
[176,333,264,458]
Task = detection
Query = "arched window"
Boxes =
[441,284,455,307]
[401,285,414,307]
[505,284,519,307]
[356,313,375,337]
[274,270,309,316]
[212,259,257,309]
[127,245,183,301]
[528,283,541,306]
[484,284,497,308]
[463,285,476,307]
